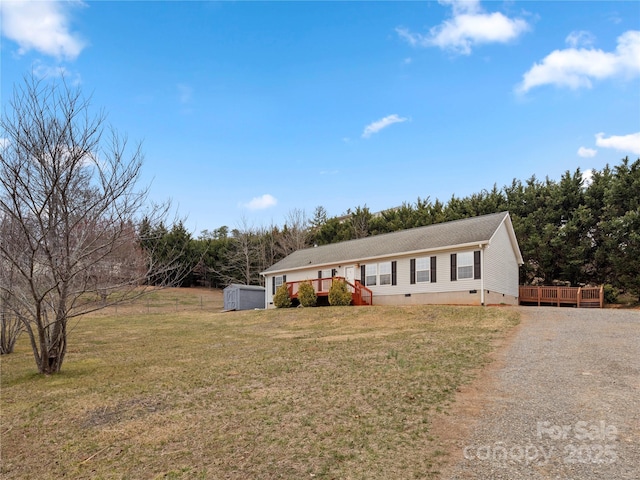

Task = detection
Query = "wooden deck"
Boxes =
[519,285,603,308]
[287,276,373,306]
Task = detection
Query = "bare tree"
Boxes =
[0,75,180,374]
[278,208,310,255]
[0,216,24,354]
[0,299,22,355]
[256,223,281,282]
[223,218,264,286]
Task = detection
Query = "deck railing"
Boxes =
[286,276,373,306]
[352,280,373,306]
[519,285,603,308]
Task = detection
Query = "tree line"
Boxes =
[147,157,639,302]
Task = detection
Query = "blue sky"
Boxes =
[1,1,639,234]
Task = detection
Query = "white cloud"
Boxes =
[517,30,640,93]
[565,30,596,48]
[362,114,408,139]
[607,12,622,25]
[33,62,68,78]
[581,169,594,187]
[29,60,82,85]
[595,132,640,155]
[440,0,482,16]
[396,0,529,55]
[240,194,277,211]
[577,147,597,158]
[0,0,86,60]
[0,138,9,150]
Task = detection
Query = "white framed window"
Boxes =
[321,269,332,278]
[457,252,474,279]
[416,257,430,283]
[274,275,284,289]
[379,262,392,285]
[365,264,377,286]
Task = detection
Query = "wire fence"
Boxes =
[89,288,226,316]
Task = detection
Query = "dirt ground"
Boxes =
[428,310,523,471]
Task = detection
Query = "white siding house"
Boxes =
[261,212,523,308]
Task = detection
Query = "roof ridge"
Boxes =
[301,210,508,252]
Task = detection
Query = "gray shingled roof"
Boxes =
[262,211,513,274]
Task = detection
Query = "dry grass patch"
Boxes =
[1,288,519,479]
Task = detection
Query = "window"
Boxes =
[272,275,286,295]
[363,261,396,286]
[379,262,391,285]
[321,269,332,278]
[416,257,430,283]
[457,252,474,279]
[365,264,377,286]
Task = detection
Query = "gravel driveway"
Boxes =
[438,307,639,480]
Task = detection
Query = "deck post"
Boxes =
[577,287,581,308]
[537,286,541,306]
[600,285,604,308]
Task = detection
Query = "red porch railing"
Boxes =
[352,280,373,306]
[519,285,603,308]
[286,276,373,306]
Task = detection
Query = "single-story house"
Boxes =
[260,211,523,308]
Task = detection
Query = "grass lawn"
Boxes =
[1,288,519,479]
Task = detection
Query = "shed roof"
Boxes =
[224,284,266,291]
[262,211,520,274]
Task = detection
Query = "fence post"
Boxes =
[600,285,604,308]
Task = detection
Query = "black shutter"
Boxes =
[474,251,481,280]
[283,275,286,283]
[410,259,416,284]
[331,268,337,277]
[391,261,397,286]
[431,256,437,283]
[361,265,366,284]
[272,276,276,295]
[318,270,322,279]
[451,254,457,281]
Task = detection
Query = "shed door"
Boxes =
[225,288,237,311]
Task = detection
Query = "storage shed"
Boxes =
[223,284,265,311]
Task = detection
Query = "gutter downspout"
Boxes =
[480,245,486,306]
[261,273,268,309]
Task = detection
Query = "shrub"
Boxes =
[328,279,352,306]
[273,284,292,308]
[603,284,619,304]
[297,281,317,307]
